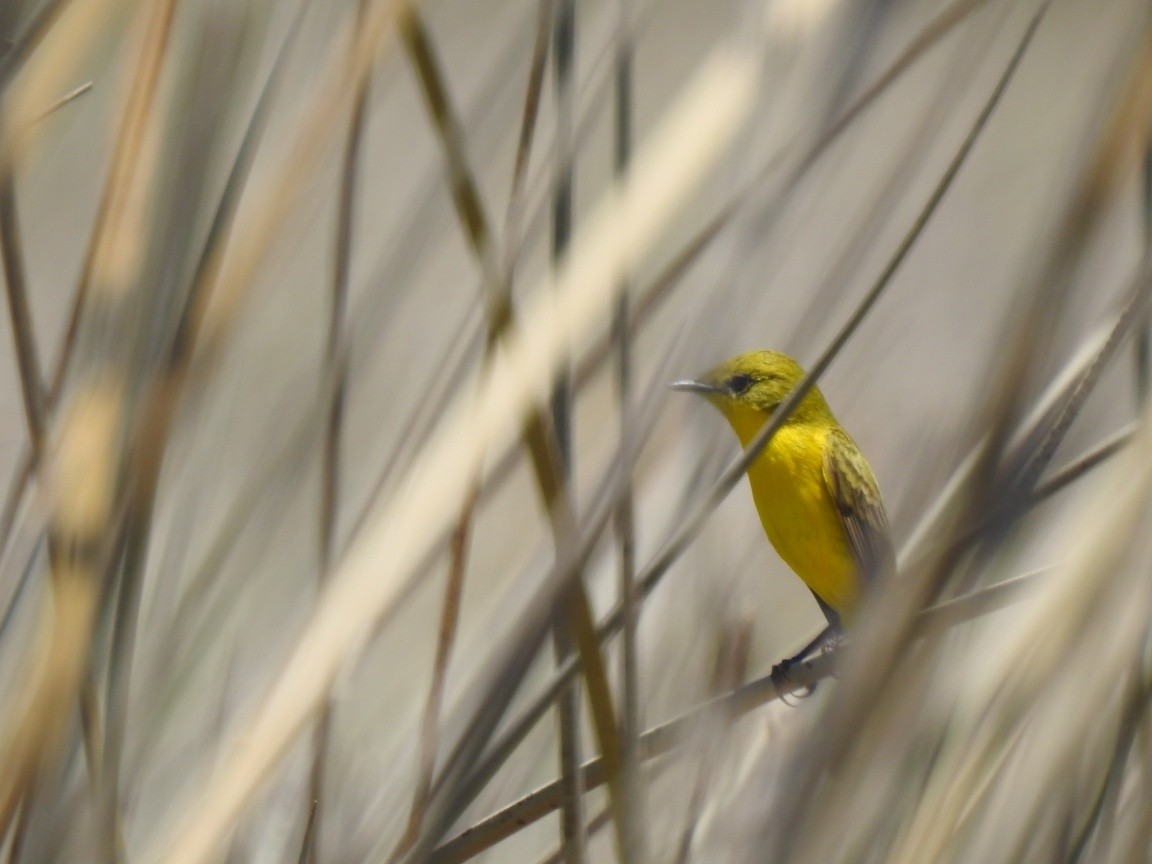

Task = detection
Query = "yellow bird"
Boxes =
[673,350,893,664]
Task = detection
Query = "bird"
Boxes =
[672,350,893,674]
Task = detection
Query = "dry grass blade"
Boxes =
[1064,668,1152,862]
[921,257,1152,573]
[546,2,590,857]
[0,0,178,840]
[0,0,305,570]
[179,0,405,368]
[1138,146,1152,407]
[2,0,111,157]
[387,486,479,863]
[389,18,512,846]
[300,2,371,860]
[398,5,500,286]
[0,380,123,838]
[399,394,678,864]
[886,406,1152,864]
[503,0,555,273]
[791,0,1007,349]
[402,339,681,864]
[145,44,757,864]
[428,568,1040,864]
[751,11,1152,864]
[611,0,644,858]
[400,4,628,856]
[958,13,1152,550]
[0,0,74,91]
[27,79,92,123]
[0,164,45,454]
[98,13,266,862]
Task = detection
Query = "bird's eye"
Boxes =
[726,374,754,395]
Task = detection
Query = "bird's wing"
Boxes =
[822,427,895,586]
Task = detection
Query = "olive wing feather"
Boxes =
[822,427,894,585]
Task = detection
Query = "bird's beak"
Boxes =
[670,378,725,396]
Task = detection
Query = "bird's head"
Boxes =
[672,350,833,440]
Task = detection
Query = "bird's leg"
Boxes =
[788,623,839,664]
[770,623,841,695]
[770,595,844,698]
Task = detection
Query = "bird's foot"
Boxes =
[770,653,817,704]
[770,626,845,704]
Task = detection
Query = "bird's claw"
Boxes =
[771,656,817,704]
[771,628,849,704]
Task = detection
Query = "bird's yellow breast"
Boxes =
[725,409,860,616]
